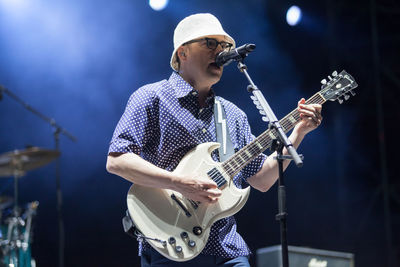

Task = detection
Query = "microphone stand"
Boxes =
[0,84,77,267]
[235,60,303,267]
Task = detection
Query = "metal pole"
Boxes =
[369,0,394,266]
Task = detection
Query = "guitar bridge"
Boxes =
[171,194,192,217]
[188,199,199,209]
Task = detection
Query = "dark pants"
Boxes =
[141,247,250,267]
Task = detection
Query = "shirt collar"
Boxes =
[168,72,216,105]
[168,72,196,98]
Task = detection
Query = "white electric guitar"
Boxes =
[126,70,358,261]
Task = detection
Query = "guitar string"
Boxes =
[220,76,356,177]
[218,94,326,178]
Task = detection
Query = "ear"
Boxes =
[177,46,187,61]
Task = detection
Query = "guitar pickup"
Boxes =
[207,167,227,188]
[171,194,191,217]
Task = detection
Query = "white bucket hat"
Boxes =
[170,13,236,71]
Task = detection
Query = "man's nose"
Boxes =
[214,45,224,57]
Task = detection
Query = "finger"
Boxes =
[298,104,318,114]
[205,188,222,197]
[299,108,317,118]
[314,104,322,113]
[199,195,219,204]
[301,114,319,125]
[299,104,322,120]
[199,188,221,199]
[201,180,218,189]
[298,98,306,106]
[208,197,219,204]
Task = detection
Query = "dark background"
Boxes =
[0,0,399,266]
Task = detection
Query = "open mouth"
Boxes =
[209,62,221,70]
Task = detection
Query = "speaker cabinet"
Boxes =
[256,245,354,267]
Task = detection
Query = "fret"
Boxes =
[288,115,297,124]
[226,161,234,171]
[229,160,238,169]
[268,131,275,139]
[221,92,327,179]
[233,156,244,166]
[239,152,249,161]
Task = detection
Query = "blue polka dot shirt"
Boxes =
[108,72,267,258]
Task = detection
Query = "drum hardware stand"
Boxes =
[233,54,303,267]
[0,85,77,267]
[0,156,39,267]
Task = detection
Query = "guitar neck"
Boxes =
[221,92,326,178]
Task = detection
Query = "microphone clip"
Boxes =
[215,43,256,67]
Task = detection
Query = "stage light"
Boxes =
[0,0,30,15]
[149,0,168,11]
[286,6,302,26]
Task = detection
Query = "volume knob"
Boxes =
[168,237,176,245]
[188,240,196,248]
[180,232,188,239]
[175,246,183,253]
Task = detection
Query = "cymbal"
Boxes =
[0,147,60,177]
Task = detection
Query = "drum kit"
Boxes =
[0,147,60,267]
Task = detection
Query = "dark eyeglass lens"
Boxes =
[206,39,218,49]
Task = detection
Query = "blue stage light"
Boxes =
[286,6,302,26]
[149,0,168,11]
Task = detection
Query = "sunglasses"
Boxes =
[184,38,233,51]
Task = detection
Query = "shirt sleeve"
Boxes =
[108,86,157,155]
[238,113,267,184]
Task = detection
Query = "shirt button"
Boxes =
[202,128,207,133]
[192,91,197,96]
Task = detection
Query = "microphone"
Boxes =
[215,43,256,67]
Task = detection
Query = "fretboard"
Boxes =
[221,92,326,178]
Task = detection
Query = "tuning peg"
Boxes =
[262,116,269,122]
[332,71,338,77]
[350,90,356,96]
[321,79,327,85]
[250,96,257,101]
[337,97,344,104]
[259,110,266,115]
[344,94,350,101]
[328,75,333,81]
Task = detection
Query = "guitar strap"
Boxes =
[213,97,234,162]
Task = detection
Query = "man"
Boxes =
[107,13,322,267]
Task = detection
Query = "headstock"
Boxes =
[320,70,358,104]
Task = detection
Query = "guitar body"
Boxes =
[127,142,250,262]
